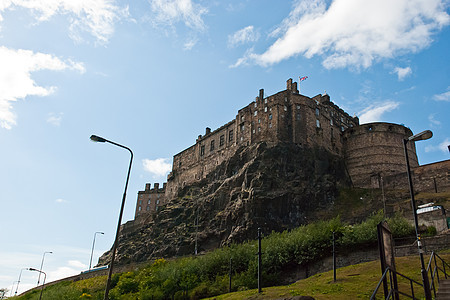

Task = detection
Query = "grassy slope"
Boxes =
[209,251,450,300]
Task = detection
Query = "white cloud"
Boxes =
[393,66,412,81]
[228,26,259,48]
[428,114,441,126]
[143,158,172,177]
[55,198,68,203]
[433,87,450,101]
[425,138,450,153]
[47,112,64,126]
[68,260,87,269]
[0,0,129,44]
[149,0,208,31]
[236,0,450,69]
[0,46,84,129]
[183,37,198,50]
[358,101,400,123]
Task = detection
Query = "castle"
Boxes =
[134,78,449,222]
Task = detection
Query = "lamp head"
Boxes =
[28,268,37,271]
[90,135,107,143]
[408,130,433,142]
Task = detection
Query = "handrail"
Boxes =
[426,251,450,298]
[370,267,423,300]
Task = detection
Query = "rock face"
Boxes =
[99,142,351,265]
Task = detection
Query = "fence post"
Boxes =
[229,258,232,293]
[333,231,336,282]
[258,227,262,293]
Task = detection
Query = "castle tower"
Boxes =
[343,122,419,188]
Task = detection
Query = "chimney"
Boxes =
[293,82,298,93]
[145,183,151,191]
[206,127,211,135]
[287,78,293,90]
[259,89,264,102]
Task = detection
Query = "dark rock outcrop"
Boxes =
[99,142,351,265]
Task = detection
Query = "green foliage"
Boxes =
[425,225,437,236]
[16,213,414,300]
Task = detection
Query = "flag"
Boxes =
[299,76,308,82]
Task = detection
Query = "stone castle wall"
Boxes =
[134,79,448,221]
[134,183,166,222]
[382,159,450,192]
[165,78,359,199]
[343,122,419,188]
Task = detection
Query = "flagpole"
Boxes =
[298,77,301,94]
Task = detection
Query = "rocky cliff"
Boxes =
[99,142,353,265]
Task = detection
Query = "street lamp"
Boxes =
[28,268,46,300]
[403,129,433,300]
[89,231,105,271]
[90,134,133,300]
[37,251,52,286]
[15,268,27,296]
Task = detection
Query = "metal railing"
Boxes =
[370,267,424,300]
[427,251,450,298]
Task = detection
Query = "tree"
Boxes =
[0,288,9,300]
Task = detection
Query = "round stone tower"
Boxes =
[343,122,419,188]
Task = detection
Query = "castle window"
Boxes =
[254,111,257,116]
[284,105,287,111]
[228,130,233,142]
[146,206,150,211]
[156,206,159,212]
[341,117,344,122]
[284,97,287,102]
[269,114,272,120]
[219,135,224,147]
[296,113,301,120]
[316,119,320,128]
[210,140,215,151]
[240,124,245,132]
[200,145,205,156]
[240,136,244,142]
[138,206,142,211]
[258,127,261,132]
[241,115,244,121]
[148,199,151,204]
[156,199,160,204]
[253,129,255,134]
[254,102,257,108]
[139,200,142,205]
[297,105,300,110]
[341,126,345,132]
[315,108,320,116]
[269,123,272,128]
[330,119,333,126]
[264,107,267,112]
[264,98,267,104]
[258,119,261,123]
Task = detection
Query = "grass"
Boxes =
[208,252,450,300]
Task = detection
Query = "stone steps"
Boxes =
[437,278,450,300]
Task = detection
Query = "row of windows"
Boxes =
[200,130,234,156]
[137,205,159,212]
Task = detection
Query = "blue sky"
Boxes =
[1,0,449,295]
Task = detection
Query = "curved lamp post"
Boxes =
[90,135,133,300]
[15,268,27,296]
[403,129,433,300]
[89,231,105,271]
[28,268,46,300]
[37,251,52,286]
